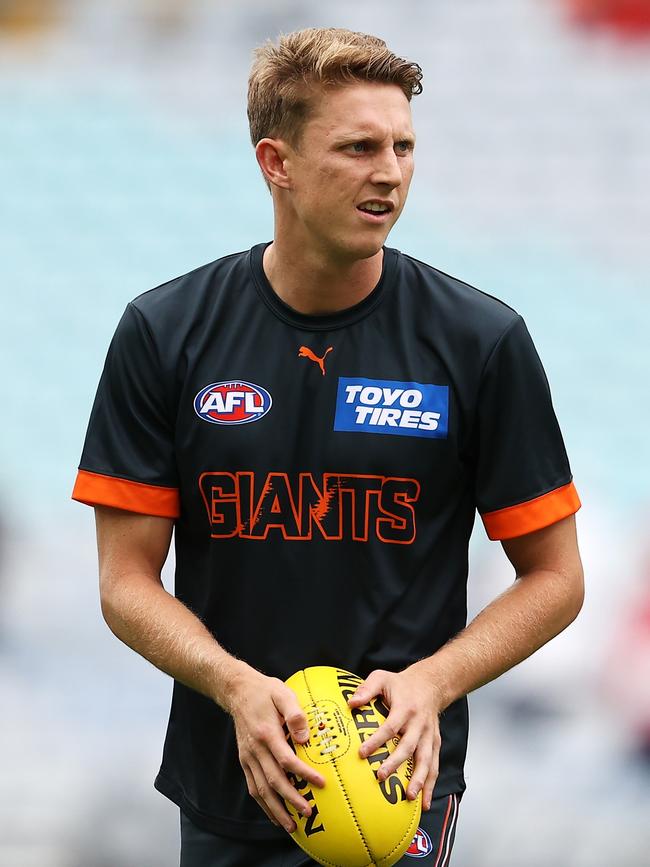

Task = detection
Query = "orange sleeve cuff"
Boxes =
[72,469,180,519]
[481,481,581,541]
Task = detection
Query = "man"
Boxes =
[72,27,584,866]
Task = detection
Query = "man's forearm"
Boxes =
[416,568,584,710]
[100,571,252,713]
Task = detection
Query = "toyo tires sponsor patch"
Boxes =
[334,377,448,438]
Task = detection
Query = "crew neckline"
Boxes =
[248,242,398,332]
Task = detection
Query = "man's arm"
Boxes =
[96,506,238,706]
[347,514,584,809]
[95,505,325,834]
[417,512,584,707]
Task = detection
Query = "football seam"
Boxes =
[332,760,373,863]
[304,670,373,865]
[383,791,422,862]
[286,671,342,867]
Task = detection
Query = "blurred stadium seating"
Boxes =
[1,2,649,865]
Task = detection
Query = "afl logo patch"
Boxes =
[194,381,272,425]
[406,826,433,857]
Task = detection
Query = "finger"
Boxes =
[404,738,433,801]
[274,684,312,743]
[376,732,421,782]
[248,755,297,834]
[346,671,384,707]
[273,731,326,789]
[287,753,326,790]
[257,745,315,819]
[242,760,280,827]
[273,688,326,788]
[421,744,440,811]
[358,714,404,758]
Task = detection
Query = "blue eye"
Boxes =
[351,142,366,153]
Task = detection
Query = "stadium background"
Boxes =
[1,1,649,864]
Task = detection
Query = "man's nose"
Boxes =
[369,147,402,188]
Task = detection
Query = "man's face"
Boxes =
[282,82,415,262]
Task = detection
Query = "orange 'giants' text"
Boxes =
[198,471,420,544]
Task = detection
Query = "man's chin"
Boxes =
[333,232,389,263]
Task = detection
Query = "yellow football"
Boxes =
[284,665,421,867]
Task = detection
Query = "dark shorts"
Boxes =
[180,793,461,867]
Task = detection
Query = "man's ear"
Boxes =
[255,138,293,190]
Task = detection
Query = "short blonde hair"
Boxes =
[247,28,423,149]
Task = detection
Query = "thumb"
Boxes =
[347,680,371,707]
[347,670,386,706]
[277,689,310,743]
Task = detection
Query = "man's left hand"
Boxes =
[346,662,444,812]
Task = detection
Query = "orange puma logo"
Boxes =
[298,345,333,376]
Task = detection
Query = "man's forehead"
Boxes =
[308,86,414,139]
[334,121,415,139]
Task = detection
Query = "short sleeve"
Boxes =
[475,315,580,540]
[71,303,180,518]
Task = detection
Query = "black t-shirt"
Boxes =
[73,243,581,840]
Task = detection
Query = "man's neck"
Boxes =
[262,240,384,316]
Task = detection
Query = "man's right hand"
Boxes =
[93,508,324,833]
[226,667,326,833]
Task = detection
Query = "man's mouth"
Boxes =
[356,200,394,221]
[357,200,394,214]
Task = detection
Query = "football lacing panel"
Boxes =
[307,704,341,756]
